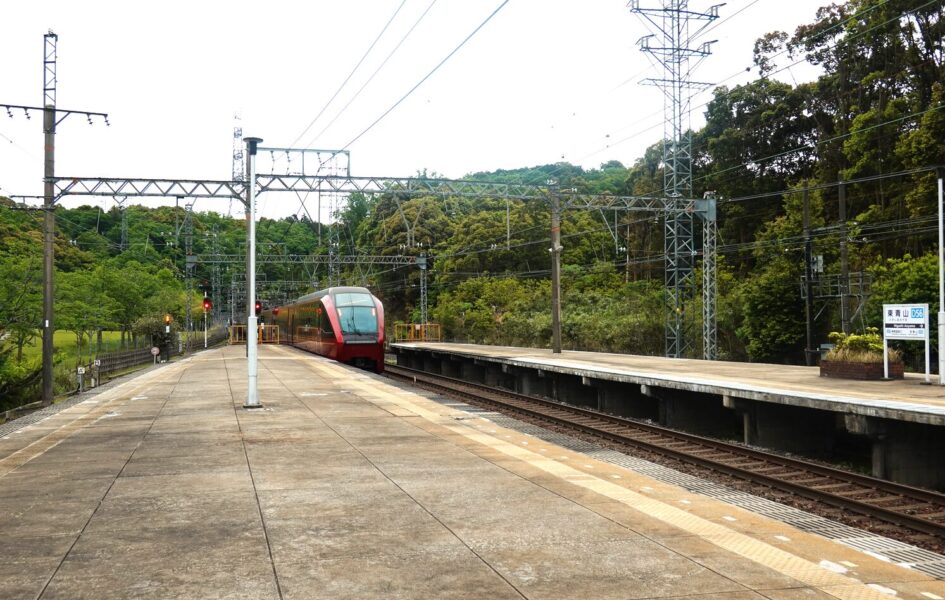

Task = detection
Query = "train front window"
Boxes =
[334,293,378,336]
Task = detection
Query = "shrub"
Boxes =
[825,328,901,363]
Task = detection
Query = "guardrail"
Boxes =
[229,325,280,344]
[393,323,442,342]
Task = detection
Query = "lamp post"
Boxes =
[244,137,263,408]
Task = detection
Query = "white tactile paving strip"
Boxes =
[421,390,945,580]
[0,394,89,438]
[0,363,164,438]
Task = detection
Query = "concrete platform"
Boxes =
[2,345,945,599]
[392,343,945,425]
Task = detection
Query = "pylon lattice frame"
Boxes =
[631,0,720,358]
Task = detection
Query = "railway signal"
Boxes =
[203,295,212,349]
[255,301,262,316]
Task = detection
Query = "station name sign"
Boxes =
[883,303,929,340]
[882,303,929,382]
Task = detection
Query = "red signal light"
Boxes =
[202,298,212,312]
[254,301,262,316]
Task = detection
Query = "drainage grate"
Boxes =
[885,548,945,563]
[424,392,945,579]
[911,561,945,579]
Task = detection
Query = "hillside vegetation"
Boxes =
[1,0,942,405]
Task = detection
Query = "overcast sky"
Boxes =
[1,0,827,220]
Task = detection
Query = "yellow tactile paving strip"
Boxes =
[274,347,945,600]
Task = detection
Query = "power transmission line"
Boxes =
[517,0,918,192]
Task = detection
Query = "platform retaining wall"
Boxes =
[394,345,945,491]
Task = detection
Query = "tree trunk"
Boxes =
[75,333,82,368]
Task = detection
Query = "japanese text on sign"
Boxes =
[883,303,928,340]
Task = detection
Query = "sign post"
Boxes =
[883,303,929,382]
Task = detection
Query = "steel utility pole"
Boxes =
[700,192,717,359]
[417,253,429,327]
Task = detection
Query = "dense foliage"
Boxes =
[1,0,943,405]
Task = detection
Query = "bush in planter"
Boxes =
[825,328,901,363]
[821,328,904,379]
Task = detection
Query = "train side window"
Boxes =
[319,305,335,337]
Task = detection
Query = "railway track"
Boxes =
[386,364,945,542]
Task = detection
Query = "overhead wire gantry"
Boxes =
[52,167,716,357]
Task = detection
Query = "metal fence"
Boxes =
[95,346,156,378]
[69,327,229,393]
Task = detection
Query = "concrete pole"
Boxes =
[938,170,944,385]
[244,137,263,409]
[550,184,562,354]
[41,105,56,406]
[839,181,850,335]
[506,198,510,250]
[803,188,816,365]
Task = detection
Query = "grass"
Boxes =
[17,330,149,366]
[16,329,224,366]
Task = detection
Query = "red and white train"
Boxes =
[267,286,385,373]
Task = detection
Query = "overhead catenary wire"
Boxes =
[695,104,945,188]
[306,0,440,148]
[723,166,941,204]
[289,0,409,149]
[340,0,510,151]
[670,0,942,194]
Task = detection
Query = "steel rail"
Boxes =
[386,364,945,540]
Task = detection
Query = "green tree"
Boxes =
[0,256,42,362]
[57,270,119,366]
